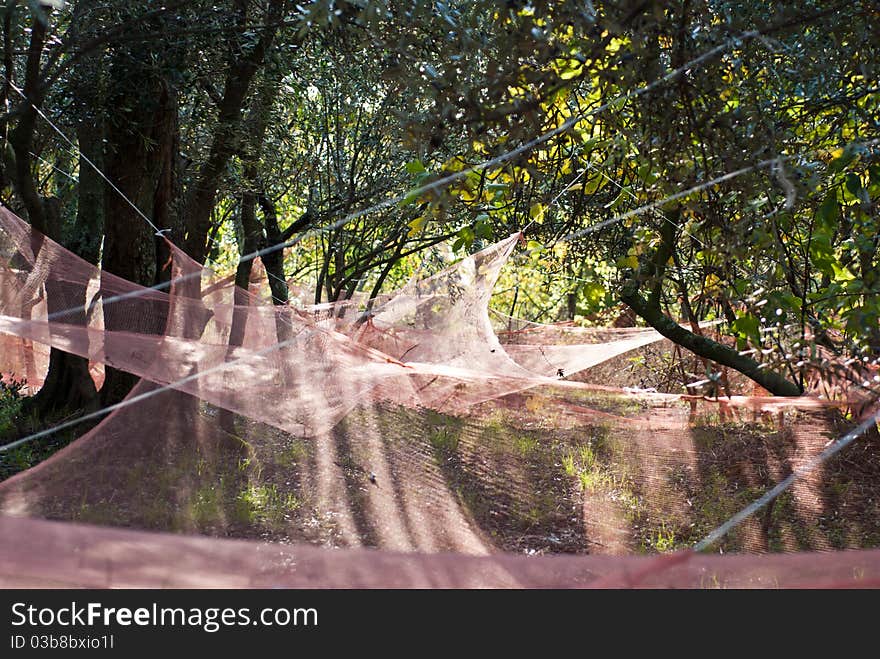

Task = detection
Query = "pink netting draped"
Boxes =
[1,206,878,589]
[1,516,878,588]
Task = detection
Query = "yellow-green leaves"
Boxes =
[529,202,545,223]
[405,159,426,175]
[617,254,639,269]
[407,215,428,237]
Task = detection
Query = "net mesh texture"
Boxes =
[0,206,878,589]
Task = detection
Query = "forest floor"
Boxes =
[1,342,879,558]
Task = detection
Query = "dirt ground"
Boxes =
[1,374,877,560]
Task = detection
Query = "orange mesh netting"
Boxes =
[0,206,878,588]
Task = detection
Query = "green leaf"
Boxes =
[816,193,839,227]
[457,226,475,248]
[583,282,605,304]
[406,159,426,175]
[398,189,421,208]
[845,173,862,196]
[781,293,802,313]
[828,148,857,173]
[616,254,639,269]
[636,163,658,185]
[731,314,760,342]
[559,62,583,80]
[832,263,855,282]
[605,187,632,210]
[475,220,493,240]
[526,240,544,252]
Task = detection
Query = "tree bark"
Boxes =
[260,195,291,309]
[227,66,282,345]
[27,199,100,415]
[99,80,176,405]
[259,194,296,346]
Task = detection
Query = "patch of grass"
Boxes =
[425,409,466,458]
[616,487,640,513]
[828,480,851,498]
[424,409,464,429]
[765,491,801,551]
[513,434,539,457]
[191,482,224,526]
[235,484,300,527]
[644,522,678,552]
[278,439,308,467]
[578,468,610,492]
[562,427,619,494]
[578,443,597,469]
[480,409,507,434]
[682,468,750,550]
[1,442,39,476]
[565,389,649,416]
[429,425,461,455]
[457,484,492,520]
[73,499,121,526]
[140,497,176,529]
[0,398,92,482]
[0,377,25,438]
[695,470,735,517]
[690,425,720,449]
[0,378,33,478]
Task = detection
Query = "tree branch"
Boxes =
[620,211,803,397]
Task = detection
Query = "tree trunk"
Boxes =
[259,194,301,347]
[27,199,100,416]
[100,81,176,405]
[217,189,262,435]
[218,63,284,434]
[154,94,183,288]
[7,14,99,417]
[31,121,108,416]
[183,0,286,264]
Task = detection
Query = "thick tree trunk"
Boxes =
[100,82,176,405]
[31,121,108,416]
[71,122,105,263]
[217,189,262,435]
[259,195,294,318]
[218,65,284,434]
[8,16,47,230]
[217,190,261,436]
[227,66,280,346]
[261,198,313,312]
[154,95,183,288]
